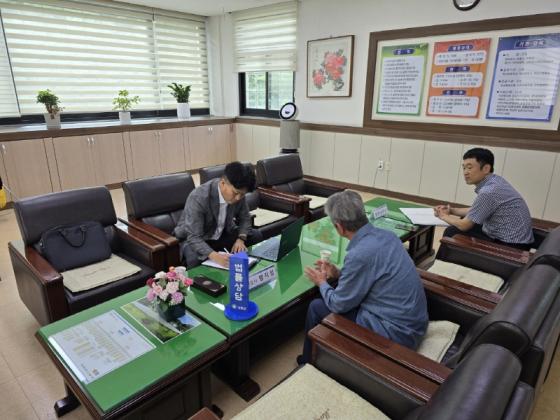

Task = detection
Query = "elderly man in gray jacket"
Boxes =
[174,161,262,268]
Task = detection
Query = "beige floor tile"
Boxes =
[0,378,39,419]
[0,353,14,386]
[0,300,40,343]
[0,332,51,378]
[531,402,560,420]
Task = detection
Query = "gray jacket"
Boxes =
[173,178,251,259]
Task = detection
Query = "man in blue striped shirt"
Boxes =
[435,148,534,251]
[298,190,428,365]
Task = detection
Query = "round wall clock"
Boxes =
[453,0,480,11]
[279,102,297,120]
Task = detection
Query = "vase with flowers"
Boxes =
[146,267,193,322]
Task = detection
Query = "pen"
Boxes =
[223,247,230,254]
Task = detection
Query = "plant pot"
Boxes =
[44,113,61,129]
[177,102,190,120]
[119,111,131,124]
[157,303,185,322]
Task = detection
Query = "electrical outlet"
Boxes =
[377,160,384,170]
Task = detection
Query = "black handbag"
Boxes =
[40,221,111,272]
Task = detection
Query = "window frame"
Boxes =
[239,71,294,118]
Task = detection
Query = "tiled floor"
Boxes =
[0,188,557,419]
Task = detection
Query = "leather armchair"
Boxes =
[323,263,560,397]
[190,342,532,420]
[9,187,162,326]
[256,154,344,222]
[199,163,299,239]
[122,173,196,268]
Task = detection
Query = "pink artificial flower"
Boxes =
[166,281,179,294]
[155,271,167,280]
[166,271,177,279]
[146,277,155,287]
[171,292,184,305]
[159,290,169,301]
[146,288,157,302]
[153,284,163,296]
[183,278,193,287]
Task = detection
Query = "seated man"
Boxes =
[173,161,263,268]
[434,148,534,251]
[299,190,428,364]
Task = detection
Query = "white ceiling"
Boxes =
[117,0,289,16]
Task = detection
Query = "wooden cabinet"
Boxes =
[189,124,232,169]
[128,130,162,180]
[0,139,53,199]
[54,133,128,190]
[158,128,187,174]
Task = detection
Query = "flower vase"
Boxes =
[157,303,185,322]
[119,111,131,124]
[177,102,190,120]
[44,113,61,129]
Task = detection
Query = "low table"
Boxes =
[37,287,227,419]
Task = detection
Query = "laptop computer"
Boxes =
[249,217,305,262]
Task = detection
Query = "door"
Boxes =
[129,130,162,180]
[158,128,186,174]
[1,139,53,199]
[90,132,128,186]
[53,136,96,191]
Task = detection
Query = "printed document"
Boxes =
[400,208,449,226]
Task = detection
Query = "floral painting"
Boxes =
[307,35,354,97]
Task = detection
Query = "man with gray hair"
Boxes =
[298,190,428,365]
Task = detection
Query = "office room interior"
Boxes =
[0,0,559,419]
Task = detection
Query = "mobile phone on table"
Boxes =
[191,276,227,297]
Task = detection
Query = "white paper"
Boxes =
[48,310,155,384]
[201,252,258,270]
[399,208,449,226]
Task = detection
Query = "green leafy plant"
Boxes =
[112,89,140,111]
[168,83,191,103]
[36,90,63,117]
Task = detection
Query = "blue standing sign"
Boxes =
[224,252,259,321]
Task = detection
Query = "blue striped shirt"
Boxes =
[319,223,428,349]
[467,174,533,244]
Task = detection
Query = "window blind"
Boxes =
[0,0,208,116]
[0,16,19,117]
[233,1,297,72]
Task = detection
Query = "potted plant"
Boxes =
[36,90,63,129]
[112,90,140,124]
[146,267,193,321]
[168,83,191,120]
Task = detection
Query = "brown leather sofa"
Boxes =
[256,153,344,222]
[190,342,532,420]
[199,163,300,239]
[122,172,196,268]
[9,187,162,325]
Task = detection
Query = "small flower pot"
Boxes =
[157,303,185,322]
[119,111,131,124]
[44,113,61,129]
[177,102,190,120]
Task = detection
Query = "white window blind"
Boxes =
[233,1,297,73]
[0,17,19,117]
[0,0,208,116]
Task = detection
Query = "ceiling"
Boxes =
[117,0,289,16]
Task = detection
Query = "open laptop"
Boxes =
[249,217,305,262]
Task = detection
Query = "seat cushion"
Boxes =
[64,253,155,314]
[62,254,141,293]
[232,364,389,420]
[428,259,504,293]
[417,320,460,362]
[305,194,329,210]
[251,208,290,227]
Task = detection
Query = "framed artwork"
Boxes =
[307,35,354,98]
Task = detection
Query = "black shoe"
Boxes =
[296,354,306,366]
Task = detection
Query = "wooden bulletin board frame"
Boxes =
[363,13,560,147]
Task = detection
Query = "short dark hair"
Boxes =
[223,161,256,192]
[463,148,494,173]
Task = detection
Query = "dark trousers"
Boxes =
[181,227,263,268]
[436,224,532,259]
[300,298,358,364]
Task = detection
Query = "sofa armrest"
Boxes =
[9,240,68,325]
[258,186,310,218]
[188,408,220,420]
[441,235,530,265]
[418,269,502,305]
[303,177,344,197]
[320,314,452,385]
[118,217,179,248]
[114,223,167,270]
[422,279,496,315]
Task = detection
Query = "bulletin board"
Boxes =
[363,13,560,143]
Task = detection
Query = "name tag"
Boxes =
[249,265,277,290]
[371,204,388,220]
